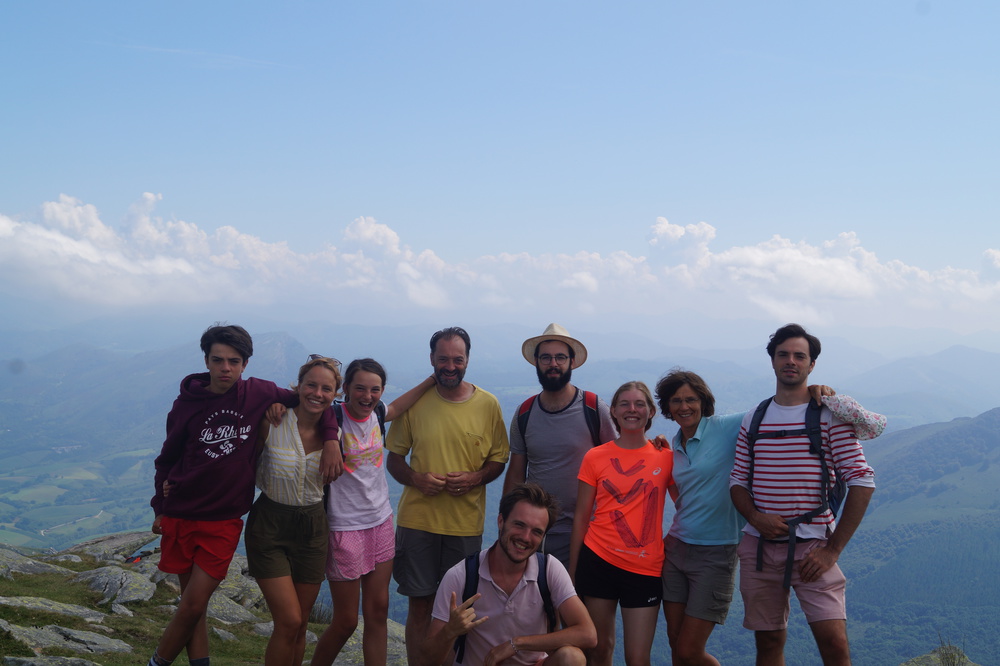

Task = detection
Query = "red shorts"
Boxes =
[158,516,243,581]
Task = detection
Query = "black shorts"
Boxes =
[575,544,662,608]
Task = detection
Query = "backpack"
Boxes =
[322,400,387,512]
[453,550,555,664]
[745,397,846,588]
[516,390,602,448]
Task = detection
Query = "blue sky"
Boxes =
[2,1,998,349]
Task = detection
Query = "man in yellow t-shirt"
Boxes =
[386,326,510,665]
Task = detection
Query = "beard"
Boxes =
[497,524,536,564]
[435,366,466,389]
[536,364,572,392]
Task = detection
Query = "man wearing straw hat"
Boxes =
[503,323,617,567]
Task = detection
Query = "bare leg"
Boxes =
[662,602,720,666]
[543,646,587,666]
[156,565,221,661]
[810,619,851,666]
[755,629,787,666]
[310,579,361,666]
[292,580,322,666]
[257,576,321,666]
[583,597,619,666]
[405,594,435,666]
[620,605,659,666]
[360,559,393,666]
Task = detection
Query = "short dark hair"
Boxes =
[343,358,387,389]
[200,324,253,362]
[499,482,559,532]
[294,357,343,396]
[655,368,715,420]
[766,323,821,362]
[609,380,656,432]
[429,326,471,356]
[533,339,575,360]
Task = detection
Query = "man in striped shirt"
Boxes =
[730,323,875,666]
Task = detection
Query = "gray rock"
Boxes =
[304,617,407,666]
[71,565,156,604]
[3,658,103,666]
[0,550,73,580]
[63,531,158,562]
[216,554,264,608]
[110,602,134,616]
[38,554,83,563]
[0,619,131,654]
[213,626,237,642]
[0,596,106,623]
[250,621,320,642]
[206,592,259,624]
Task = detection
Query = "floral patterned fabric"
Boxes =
[821,394,886,440]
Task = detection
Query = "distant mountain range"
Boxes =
[0,323,997,664]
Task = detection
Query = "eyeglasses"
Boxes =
[669,397,700,407]
[308,354,342,370]
[536,353,570,365]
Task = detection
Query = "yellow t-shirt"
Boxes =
[386,386,509,536]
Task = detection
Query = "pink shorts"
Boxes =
[737,534,846,631]
[157,516,243,581]
[326,515,394,582]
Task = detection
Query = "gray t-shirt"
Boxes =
[509,389,617,541]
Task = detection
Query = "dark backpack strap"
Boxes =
[516,395,538,443]
[535,552,556,633]
[582,390,602,447]
[453,552,481,664]
[746,397,773,501]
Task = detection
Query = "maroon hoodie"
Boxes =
[151,372,338,521]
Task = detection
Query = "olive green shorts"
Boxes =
[245,493,328,583]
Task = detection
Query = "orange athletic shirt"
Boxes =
[577,440,674,576]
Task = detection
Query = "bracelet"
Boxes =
[509,637,519,654]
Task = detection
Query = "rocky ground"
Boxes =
[0,532,406,665]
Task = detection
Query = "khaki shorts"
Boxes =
[662,535,738,624]
[245,494,328,584]
[737,534,846,631]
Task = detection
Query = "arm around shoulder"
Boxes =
[385,375,436,421]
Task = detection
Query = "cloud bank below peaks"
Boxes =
[1,195,998,334]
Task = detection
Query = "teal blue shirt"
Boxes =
[667,412,746,545]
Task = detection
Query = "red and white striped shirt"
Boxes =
[729,401,875,540]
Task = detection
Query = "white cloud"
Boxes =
[2,194,999,335]
[649,217,716,246]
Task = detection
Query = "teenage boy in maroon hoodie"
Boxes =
[147,324,340,666]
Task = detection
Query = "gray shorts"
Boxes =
[661,534,738,624]
[392,526,481,598]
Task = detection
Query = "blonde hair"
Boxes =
[293,357,343,397]
[610,380,656,432]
